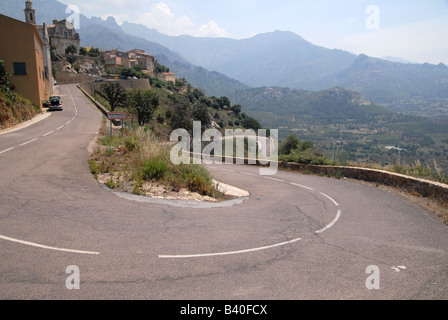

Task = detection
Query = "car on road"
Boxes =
[94,78,104,82]
[48,96,63,111]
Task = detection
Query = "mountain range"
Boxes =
[1,0,448,172]
[2,0,448,105]
[119,21,448,104]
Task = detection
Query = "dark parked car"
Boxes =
[48,96,63,111]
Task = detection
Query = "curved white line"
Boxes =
[159,237,302,259]
[0,234,100,255]
[290,182,314,191]
[320,192,340,207]
[315,210,342,234]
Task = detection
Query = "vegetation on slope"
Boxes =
[86,69,262,200]
[0,60,40,130]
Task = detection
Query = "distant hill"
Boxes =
[230,86,391,128]
[0,0,249,97]
[3,0,448,111]
[119,24,448,104]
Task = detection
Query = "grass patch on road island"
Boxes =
[89,123,227,202]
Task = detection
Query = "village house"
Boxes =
[24,0,54,95]
[104,49,157,76]
[159,72,176,84]
[0,12,51,108]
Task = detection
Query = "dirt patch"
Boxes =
[96,172,219,202]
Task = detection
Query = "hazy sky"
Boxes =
[58,0,448,64]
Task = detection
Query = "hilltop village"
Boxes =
[0,0,175,109]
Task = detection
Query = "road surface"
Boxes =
[1,84,447,300]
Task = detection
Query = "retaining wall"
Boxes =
[191,153,448,203]
[77,85,121,125]
[279,162,448,203]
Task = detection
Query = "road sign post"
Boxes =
[107,112,127,137]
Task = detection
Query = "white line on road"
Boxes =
[159,237,302,259]
[240,172,257,177]
[43,131,54,137]
[315,210,342,234]
[20,138,38,146]
[320,192,340,207]
[0,147,15,154]
[0,234,100,255]
[264,177,285,183]
[56,125,64,130]
[290,182,314,191]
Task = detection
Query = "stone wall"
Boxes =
[189,153,448,203]
[55,71,97,85]
[278,162,448,203]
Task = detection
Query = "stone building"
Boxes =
[24,0,80,56]
[104,49,156,76]
[47,19,80,56]
[159,72,176,84]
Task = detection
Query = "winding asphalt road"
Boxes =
[1,84,447,300]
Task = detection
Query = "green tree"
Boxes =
[96,81,127,111]
[0,60,15,100]
[241,116,262,131]
[231,104,242,116]
[129,89,159,126]
[0,60,13,92]
[169,99,192,132]
[65,44,77,55]
[279,134,301,155]
[154,62,169,74]
[79,47,88,56]
[88,48,102,57]
[192,102,211,130]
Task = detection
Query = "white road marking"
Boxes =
[240,172,257,177]
[57,125,64,130]
[290,182,314,191]
[315,210,342,234]
[43,131,54,137]
[20,138,38,146]
[391,266,406,272]
[0,147,15,154]
[0,234,100,255]
[320,192,340,207]
[264,177,285,183]
[159,237,302,259]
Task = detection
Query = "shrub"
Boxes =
[124,137,138,151]
[178,164,214,195]
[141,157,168,180]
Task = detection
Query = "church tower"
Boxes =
[24,1,36,25]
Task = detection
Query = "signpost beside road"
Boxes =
[107,112,127,137]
